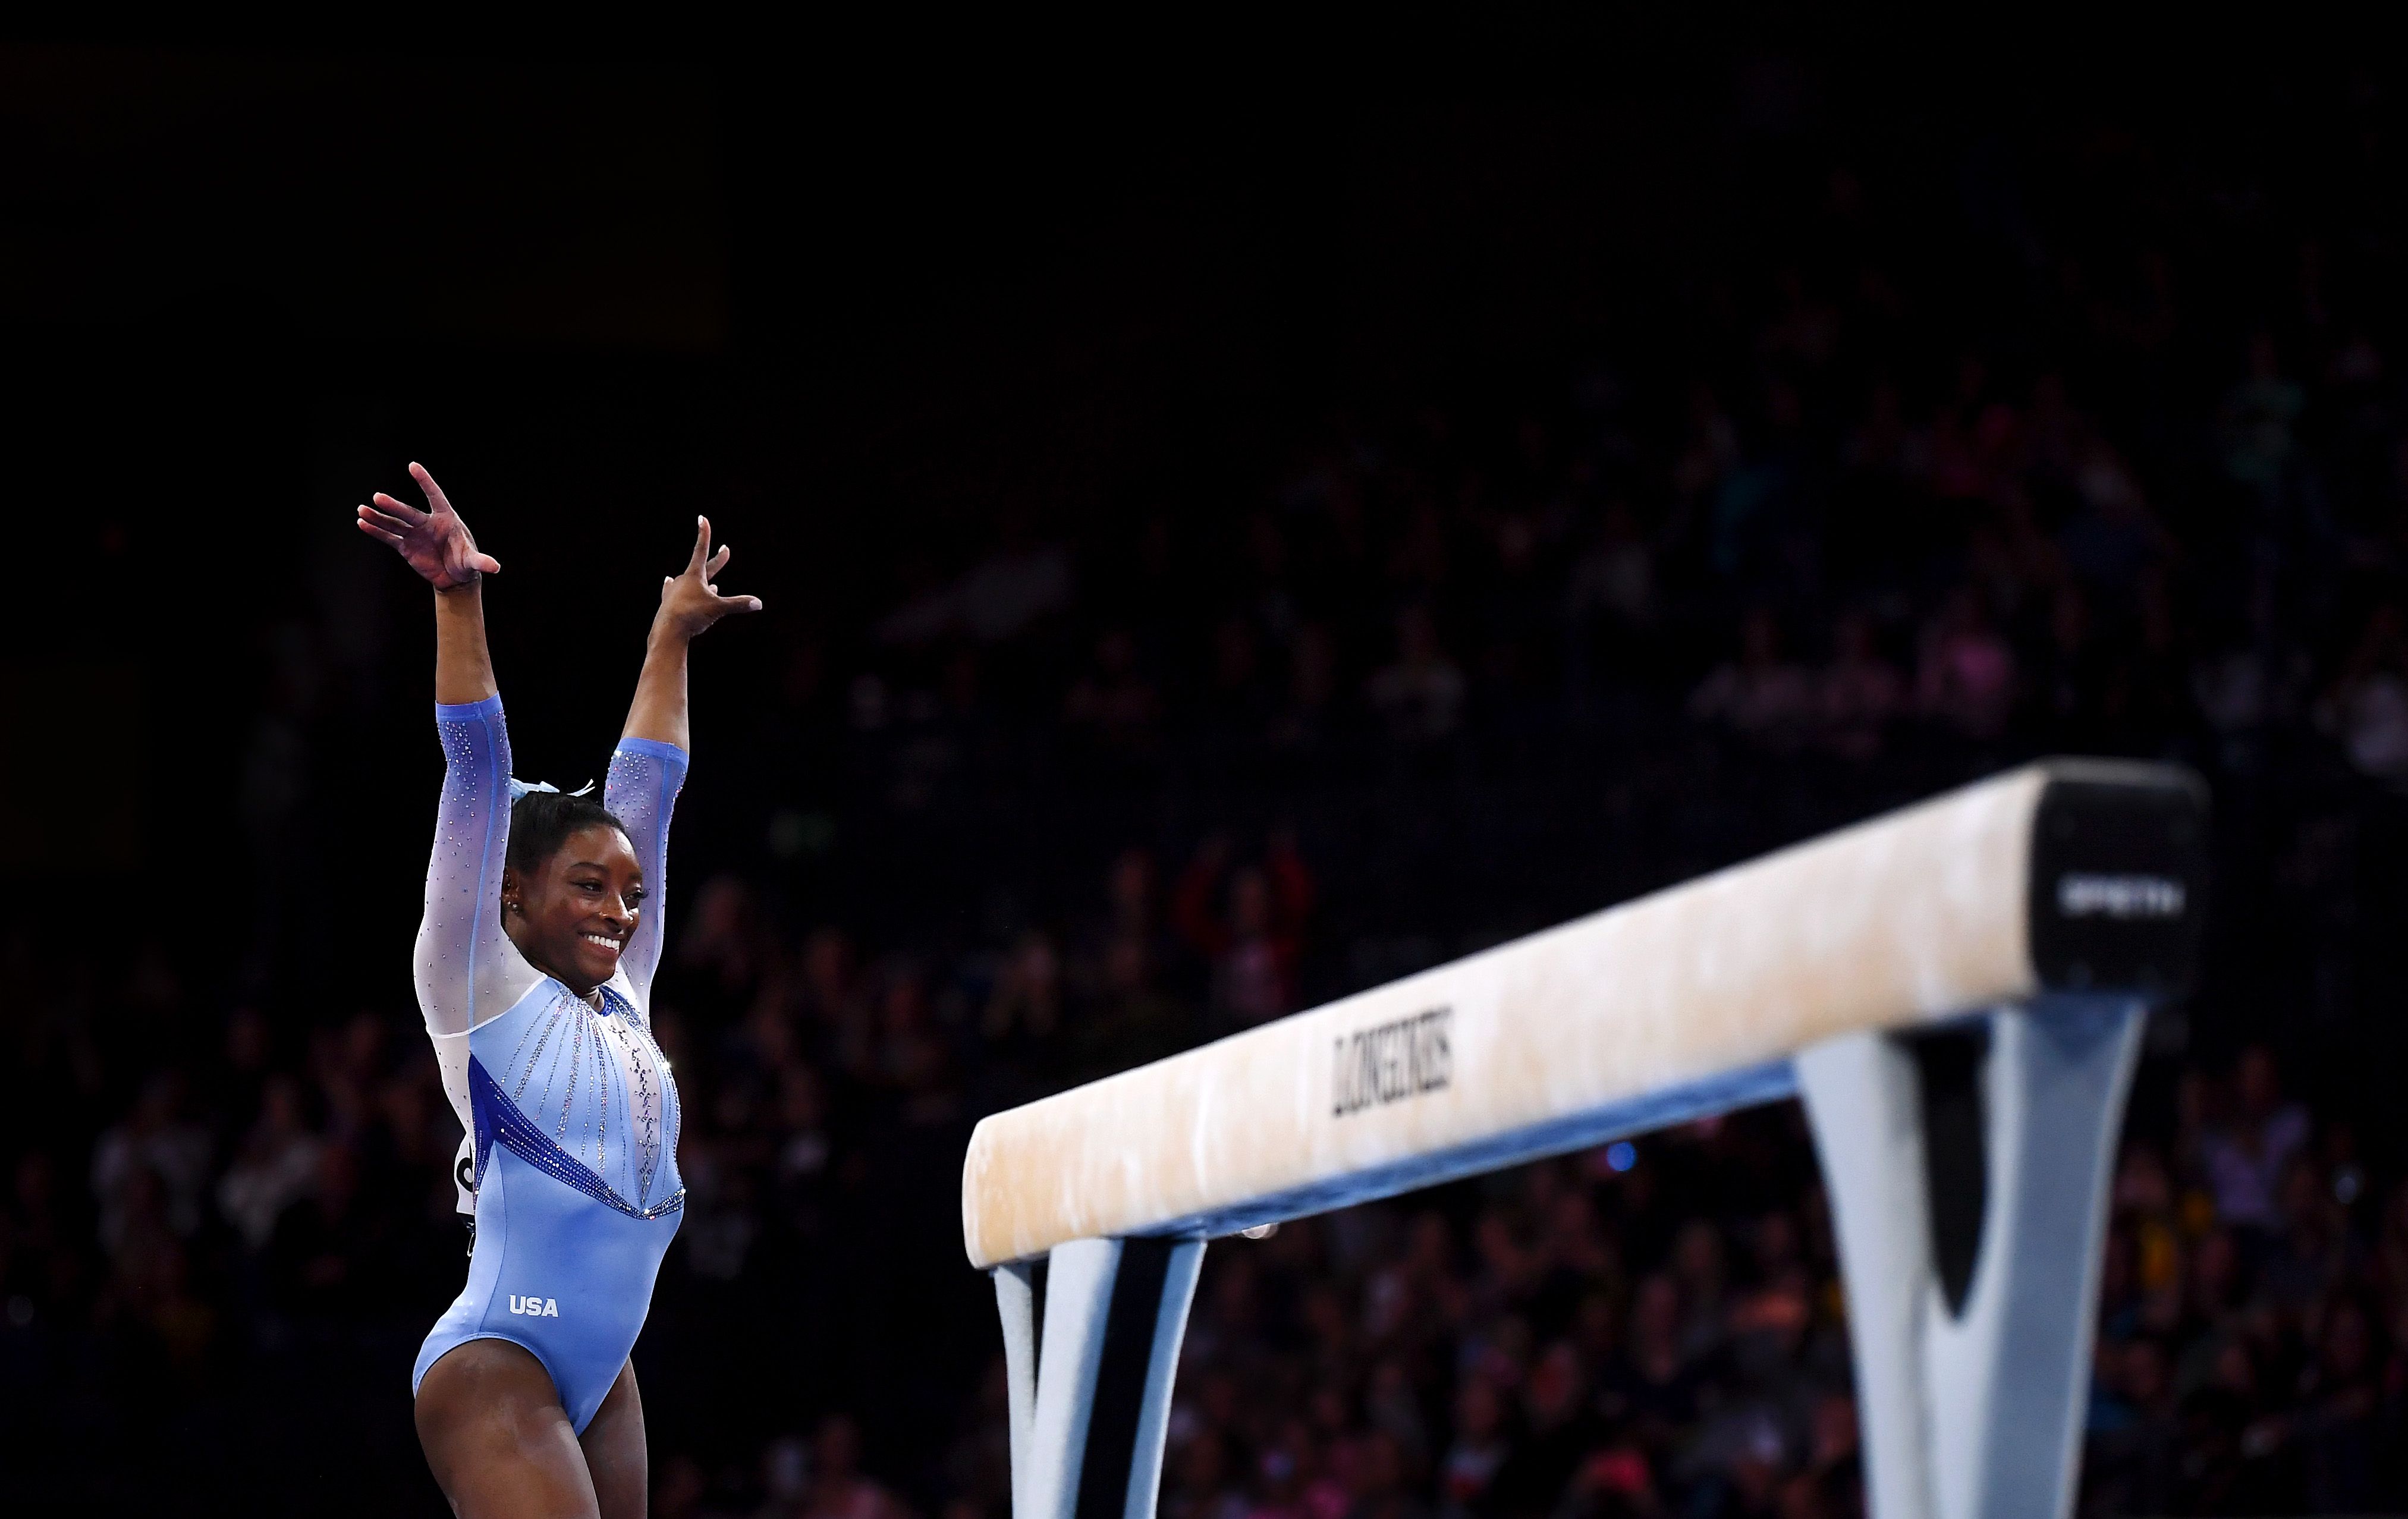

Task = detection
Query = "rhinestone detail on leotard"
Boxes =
[470,1052,684,1222]
[484,983,677,1210]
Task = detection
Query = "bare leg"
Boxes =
[580,1361,649,1519]
[416,1339,600,1519]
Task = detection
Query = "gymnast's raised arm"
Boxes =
[359,461,504,705]
[605,516,762,1002]
[357,464,521,1045]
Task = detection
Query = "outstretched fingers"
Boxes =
[369,491,430,527]
[700,541,755,611]
[357,502,413,541]
[658,516,757,623]
[409,461,457,517]
[359,461,498,586]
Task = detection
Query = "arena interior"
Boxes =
[4,36,2407,1518]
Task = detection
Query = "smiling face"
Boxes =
[501,824,645,995]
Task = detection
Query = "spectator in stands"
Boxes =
[1438,1376,1510,1518]
[1689,608,1815,749]
[980,930,1064,1050]
[802,1414,914,1519]
[1271,622,1341,753]
[1568,500,1656,634]
[1067,628,1164,755]
[265,1141,384,1317]
[2193,577,2313,771]
[1917,588,2017,741]
[216,1074,322,1251]
[1813,611,1903,761]
[2319,603,2408,783]
[1368,606,1467,744]
[2221,332,2308,493]
[1173,834,1315,1027]
[2198,1048,2310,1234]
[91,1073,211,1250]
[2059,441,2168,605]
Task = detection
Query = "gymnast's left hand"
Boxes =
[655,515,763,640]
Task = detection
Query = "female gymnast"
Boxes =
[357,463,760,1518]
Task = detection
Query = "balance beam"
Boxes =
[964,758,2206,1519]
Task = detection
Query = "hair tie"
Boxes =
[508,778,596,803]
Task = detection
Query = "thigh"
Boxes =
[580,1360,648,1519]
[416,1338,600,1519]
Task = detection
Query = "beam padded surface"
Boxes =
[963,760,2199,1268]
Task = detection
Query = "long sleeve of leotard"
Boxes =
[603,736,688,1008]
[418,694,543,1216]
[415,694,542,1038]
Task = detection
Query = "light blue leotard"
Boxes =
[408,694,689,1432]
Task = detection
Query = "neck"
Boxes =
[504,919,603,1002]
[545,967,606,1004]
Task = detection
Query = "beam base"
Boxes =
[1798,995,2145,1519]
[994,1236,1205,1519]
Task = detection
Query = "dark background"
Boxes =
[5,34,2406,1518]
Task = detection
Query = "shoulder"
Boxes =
[467,941,549,1032]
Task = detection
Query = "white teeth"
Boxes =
[583,933,620,952]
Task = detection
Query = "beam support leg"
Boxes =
[992,1235,1206,1519]
[994,1259,1040,1519]
[1798,995,2144,1519]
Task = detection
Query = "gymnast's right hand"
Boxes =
[356,461,502,589]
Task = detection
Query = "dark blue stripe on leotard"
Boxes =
[470,1055,686,1222]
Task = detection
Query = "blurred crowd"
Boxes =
[12,70,2408,1519]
